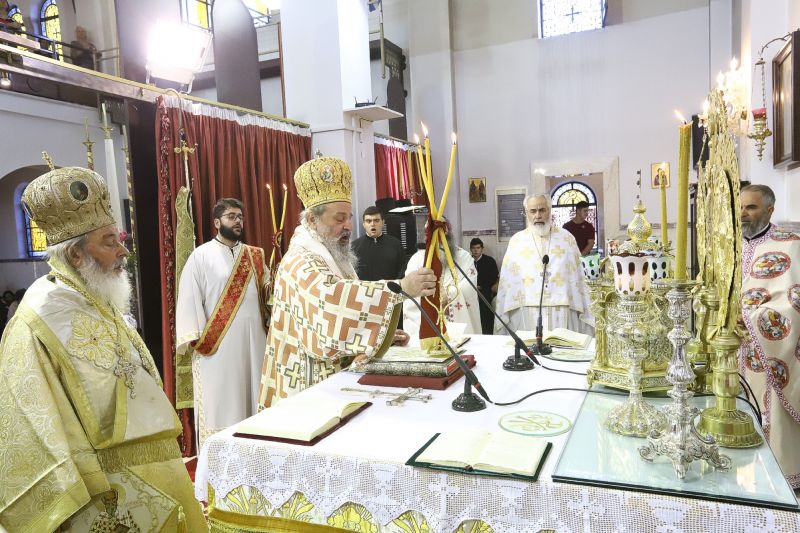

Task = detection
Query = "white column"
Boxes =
[280,0,377,228]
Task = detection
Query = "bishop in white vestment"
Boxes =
[495,195,594,334]
[403,244,481,339]
[176,199,269,446]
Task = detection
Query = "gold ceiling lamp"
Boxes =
[694,89,762,448]
[747,35,790,160]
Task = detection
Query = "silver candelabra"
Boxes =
[639,279,731,479]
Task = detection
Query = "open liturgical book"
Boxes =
[235,390,370,444]
[515,328,592,349]
[409,430,552,480]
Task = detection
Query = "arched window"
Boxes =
[40,0,63,59]
[181,0,212,29]
[551,180,598,252]
[8,6,26,33]
[14,182,47,258]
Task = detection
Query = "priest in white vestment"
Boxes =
[257,157,437,408]
[176,198,269,446]
[495,194,594,334]
[403,222,481,339]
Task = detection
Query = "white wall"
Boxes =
[452,6,711,263]
[0,91,129,288]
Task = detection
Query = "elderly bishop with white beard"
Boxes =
[495,194,594,335]
[257,157,436,408]
[0,167,205,532]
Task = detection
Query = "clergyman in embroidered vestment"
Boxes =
[0,167,205,533]
[739,185,800,489]
[176,197,270,447]
[257,157,437,408]
[495,194,594,334]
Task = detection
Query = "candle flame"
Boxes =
[421,122,428,138]
[451,132,457,144]
[414,133,420,144]
[702,99,709,113]
[674,110,687,124]
[266,183,271,190]
[730,56,738,70]
[282,183,288,191]
[716,71,725,87]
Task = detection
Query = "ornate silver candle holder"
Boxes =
[639,279,731,479]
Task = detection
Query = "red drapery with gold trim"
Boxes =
[154,95,311,454]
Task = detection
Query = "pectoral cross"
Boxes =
[340,387,433,406]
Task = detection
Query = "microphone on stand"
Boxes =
[531,254,553,356]
[386,281,490,412]
[451,260,540,370]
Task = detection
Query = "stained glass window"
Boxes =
[539,0,606,39]
[551,181,598,253]
[8,6,26,33]
[40,0,63,59]
[15,185,46,257]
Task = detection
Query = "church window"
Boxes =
[551,180,598,251]
[243,0,272,27]
[8,6,26,33]
[14,183,47,258]
[539,0,606,39]
[40,0,63,59]
[181,0,212,30]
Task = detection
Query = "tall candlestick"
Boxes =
[266,184,277,232]
[437,133,457,215]
[279,183,288,231]
[675,122,692,279]
[659,164,668,250]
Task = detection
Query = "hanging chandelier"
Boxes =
[748,34,791,160]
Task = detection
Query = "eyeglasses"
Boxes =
[221,213,244,222]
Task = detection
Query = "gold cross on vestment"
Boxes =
[345,333,369,354]
[550,244,566,260]
[282,362,303,389]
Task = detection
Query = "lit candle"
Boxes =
[674,112,692,280]
[437,132,457,215]
[266,183,277,232]
[279,183,288,231]
[659,163,668,251]
[101,102,108,128]
[420,123,437,218]
[84,117,90,140]
[407,148,416,193]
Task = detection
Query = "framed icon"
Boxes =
[650,163,670,188]
[469,177,487,203]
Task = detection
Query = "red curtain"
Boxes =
[374,141,424,204]
[154,95,311,454]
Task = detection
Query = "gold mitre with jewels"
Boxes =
[22,166,116,245]
[293,157,352,209]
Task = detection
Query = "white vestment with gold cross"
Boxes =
[257,225,402,409]
[495,226,594,334]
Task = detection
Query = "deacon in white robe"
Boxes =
[495,194,594,334]
[403,239,482,339]
[176,199,269,446]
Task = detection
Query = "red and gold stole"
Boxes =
[193,245,267,356]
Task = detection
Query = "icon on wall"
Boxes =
[469,177,487,203]
[650,163,670,188]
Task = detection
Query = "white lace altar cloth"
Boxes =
[196,335,800,532]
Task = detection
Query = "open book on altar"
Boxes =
[407,430,552,481]
[513,328,592,349]
[234,390,371,445]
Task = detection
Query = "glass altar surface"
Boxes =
[553,390,799,512]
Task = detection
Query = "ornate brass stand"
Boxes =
[639,279,731,478]
[696,328,763,448]
[605,294,667,437]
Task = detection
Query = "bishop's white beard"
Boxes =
[77,255,132,313]
[533,221,552,238]
[306,222,357,273]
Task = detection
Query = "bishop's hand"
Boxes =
[400,268,437,298]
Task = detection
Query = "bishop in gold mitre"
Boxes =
[0,167,205,533]
[257,156,437,408]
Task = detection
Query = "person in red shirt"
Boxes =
[562,200,596,256]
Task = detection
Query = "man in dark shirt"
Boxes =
[352,206,407,281]
[562,200,596,256]
[470,238,499,335]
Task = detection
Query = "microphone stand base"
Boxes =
[503,355,535,371]
[452,392,486,412]
[530,343,553,356]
